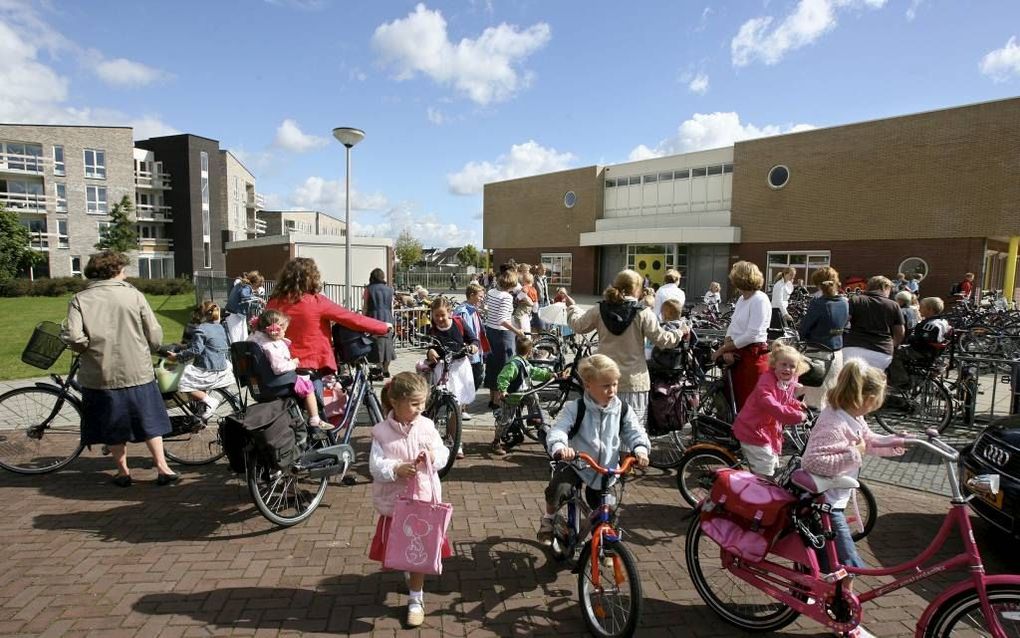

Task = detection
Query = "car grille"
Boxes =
[971,434,1020,478]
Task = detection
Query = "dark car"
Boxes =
[959,414,1020,538]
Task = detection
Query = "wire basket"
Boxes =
[22,321,68,370]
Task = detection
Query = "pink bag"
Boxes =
[383,456,453,575]
[700,469,796,563]
[321,382,347,425]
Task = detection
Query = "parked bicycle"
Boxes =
[685,429,1020,637]
[548,451,643,638]
[421,337,468,479]
[493,377,557,451]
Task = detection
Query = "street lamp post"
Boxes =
[332,127,365,308]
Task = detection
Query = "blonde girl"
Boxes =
[169,301,235,415]
[248,310,327,429]
[802,361,905,567]
[703,281,722,307]
[369,372,451,628]
[731,342,810,477]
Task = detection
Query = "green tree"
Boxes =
[0,206,42,281]
[395,228,423,270]
[94,195,139,252]
[457,244,481,268]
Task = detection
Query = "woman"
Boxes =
[562,269,685,424]
[225,271,264,343]
[267,258,389,389]
[363,268,396,379]
[770,266,796,329]
[483,269,526,408]
[62,251,178,487]
[798,266,849,408]
[712,261,771,411]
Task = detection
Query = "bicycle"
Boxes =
[493,377,557,451]
[685,429,1020,637]
[874,355,954,435]
[548,451,643,638]
[421,338,468,478]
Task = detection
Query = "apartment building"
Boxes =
[258,210,346,238]
[133,148,175,278]
[219,150,266,242]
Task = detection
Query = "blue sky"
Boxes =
[1,0,1018,247]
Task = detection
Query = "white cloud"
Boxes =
[91,55,170,88]
[979,36,1020,83]
[905,0,923,21]
[372,3,551,105]
[731,0,887,67]
[273,119,328,152]
[426,106,445,125]
[447,140,576,195]
[354,202,479,248]
[628,112,815,160]
[687,72,710,94]
[289,176,389,213]
[695,6,712,32]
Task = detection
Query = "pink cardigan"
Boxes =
[732,370,805,454]
[801,407,904,477]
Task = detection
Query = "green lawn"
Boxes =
[0,293,196,381]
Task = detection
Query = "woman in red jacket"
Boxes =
[267,258,390,382]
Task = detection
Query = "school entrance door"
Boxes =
[633,253,667,286]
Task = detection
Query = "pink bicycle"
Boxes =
[685,430,1020,637]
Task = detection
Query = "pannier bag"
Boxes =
[799,347,834,387]
[700,468,796,563]
[647,380,698,436]
[219,413,249,473]
[332,324,374,364]
[236,398,304,471]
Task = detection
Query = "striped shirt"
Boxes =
[483,289,514,330]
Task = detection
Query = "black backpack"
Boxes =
[950,282,962,296]
[223,398,304,471]
[568,398,630,439]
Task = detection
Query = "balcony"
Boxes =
[246,216,267,235]
[0,191,48,213]
[28,232,49,251]
[134,170,172,190]
[0,152,47,175]
[138,237,175,251]
[135,203,173,222]
[246,192,266,209]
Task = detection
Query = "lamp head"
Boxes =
[332,127,365,148]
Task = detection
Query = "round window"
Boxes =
[767,165,790,189]
[638,260,647,270]
[564,191,577,208]
[898,257,929,281]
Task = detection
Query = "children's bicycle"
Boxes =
[685,429,1020,637]
[549,451,643,638]
[421,338,470,478]
[493,377,557,451]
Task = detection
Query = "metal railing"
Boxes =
[0,152,47,174]
[194,274,362,314]
[134,170,172,189]
[0,191,48,212]
[395,270,478,293]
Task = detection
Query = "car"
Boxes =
[959,414,1020,538]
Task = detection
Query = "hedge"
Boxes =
[0,277,194,297]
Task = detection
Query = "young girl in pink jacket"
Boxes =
[801,360,905,568]
[732,342,809,477]
[248,310,326,429]
[368,372,450,628]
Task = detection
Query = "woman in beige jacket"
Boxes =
[562,269,686,424]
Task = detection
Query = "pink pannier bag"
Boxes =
[700,468,796,563]
[321,382,347,425]
[383,456,453,575]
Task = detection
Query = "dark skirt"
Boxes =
[483,326,516,390]
[80,381,172,446]
[370,334,396,364]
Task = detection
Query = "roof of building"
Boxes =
[0,122,132,130]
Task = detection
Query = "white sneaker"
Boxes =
[202,396,220,413]
[407,600,425,627]
[847,627,877,638]
[461,411,472,422]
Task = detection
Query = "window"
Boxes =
[3,142,43,172]
[643,173,657,184]
[707,165,723,176]
[84,149,106,179]
[55,183,67,212]
[898,257,929,281]
[53,145,64,176]
[692,167,707,177]
[57,220,69,248]
[86,186,108,214]
[71,256,83,277]
[97,221,111,240]
[605,179,616,188]
[626,244,687,282]
[768,165,790,189]
[200,151,209,172]
[766,251,830,288]
[723,163,734,174]
[203,241,211,269]
[563,191,577,208]
[675,169,689,180]
[24,219,47,249]
[658,171,674,181]
[628,176,641,185]
[542,253,572,287]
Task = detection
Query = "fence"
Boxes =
[395,270,478,294]
[193,274,363,311]
[953,346,1020,428]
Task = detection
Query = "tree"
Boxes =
[457,244,481,268]
[0,206,42,281]
[395,228,422,271]
[95,195,138,252]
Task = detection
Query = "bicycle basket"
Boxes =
[22,321,68,369]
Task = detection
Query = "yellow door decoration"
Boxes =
[634,254,666,286]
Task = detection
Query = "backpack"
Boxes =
[647,380,697,436]
[223,398,305,471]
[950,282,962,296]
[568,398,630,439]
[699,468,796,563]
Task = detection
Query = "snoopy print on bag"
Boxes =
[401,515,433,566]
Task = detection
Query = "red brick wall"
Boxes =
[225,244,295,281]
[491,246,599,296]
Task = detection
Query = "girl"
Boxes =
[169,301,235,416]
[703,281,722,308]
[248,309,329,430]
[426,297,480,419]
[513,272,536,334]
[731,342,809,477]
[771,266,796,329]
[483,270,526,408]
[368,372,451,628]
[801,361,905,568]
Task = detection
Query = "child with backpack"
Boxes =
[167,301,234,416]
[731,342,810,477]
[538,354,650,544]
[453,283,490,401]
[492,336,556,456]
[425,297,479,436]
[368,372,450,628]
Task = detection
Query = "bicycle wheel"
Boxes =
[685,514,801,632]
[676,447,736,507]
[578,539,642,638]
[847,481,877,542]
[0,386,84,474]
[921,584,1020,638]
[700,381,734,424]
[247,447,328,527]
[874,376,953,435]
[429,394,460,478]
[163,389,237,465]
[648,430,686,470]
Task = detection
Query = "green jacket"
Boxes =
[497,355,553,394]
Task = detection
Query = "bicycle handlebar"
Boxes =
[877,432,959,462]
[555,451,638,476]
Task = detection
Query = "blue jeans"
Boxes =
[819,509,865,571]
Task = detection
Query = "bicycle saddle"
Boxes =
[790,469,859,494]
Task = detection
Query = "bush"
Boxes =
[0,277,193,297]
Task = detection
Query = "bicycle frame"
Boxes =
[328,360,383,448]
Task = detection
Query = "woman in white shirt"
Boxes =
[712,261,772,410]
[653,269,686,321]
[770,267,796,329]
[483,269,526,408]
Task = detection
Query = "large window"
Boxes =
[542,253,573,287]
[2,142,43,172]
[70,256,82,277]
[57,219,69,249]
[53,145,64,176]
[55,183,67,212]
[86,185,108,214]
[200,151,211,268]
[84,149,106,179]
[138,255,175,279]
[24,219,47,249]
[766,251,831,289]
[898,257,928,281]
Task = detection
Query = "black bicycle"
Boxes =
[421,338,469,478]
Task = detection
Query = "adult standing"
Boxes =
[225,271,264,343]
[483,270,526,408]
[842,276,905,371]
[653,269,686,320]
[531,263,550,331]
[798,267,849,408]
[62,251,178,486]
[563,269,685,424]
[770,266,796,329]
[364,268,396,379]
[267,258,389,390]
[712,261,771,411]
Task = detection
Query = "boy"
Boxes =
[539,355,650,544]
[888,296,951,386]
[649,298,692,370]
[492,336,555,456]
[453,282,489,422]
